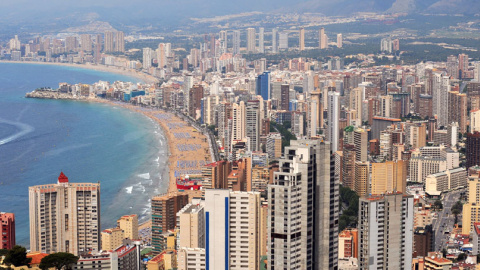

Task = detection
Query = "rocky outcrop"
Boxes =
[25,90,88,100]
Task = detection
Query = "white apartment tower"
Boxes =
[358,193,414,270]
[271,28,278,53]
[433,73,450,127]
[233,30,241,55]
[258,28,265,53]
[205,189,261,270]
[29,172,100,255]
[142,47,153,70]
[231,101,246,142]
[247,28,256,53]
[328,91,340,152]
[268,140,339,270]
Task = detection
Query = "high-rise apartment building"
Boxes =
[0,212,15,249]
[433,73,450,127]
[337,33,343,48]
[266,133,282,161]
[448,91,468,133]
[29,172,100,255]
[246,100,261,152]
[258,27,265,53]
[247,28,256,53]
[205,189,261,270]
[268,140,339,270]
[101,227,124,251]
[462,174,480,234]
[472,110,480,132]
[80,34,92,52]
[65,36,78,52]
[328,91,340,152]
[151,192,189,254]
[117,214,138,240]
[104,31,115,52]
[231,101,246,142]
[371,160,407,195]
[354,161,370,197]
[143,48,153,70]
[177,200,205,249]
[278,32,288,49]
[358,193,414,269]
[232,30,241,55]
[256,72,270,101]
[319,27,327,49]
[114,31,125,52]
[467,132,480,169]
[271,28,278,53]
[299,27,305,51]
[354,128,368,162]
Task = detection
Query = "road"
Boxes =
[433,189,464,251]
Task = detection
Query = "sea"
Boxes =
[0,62,169,247]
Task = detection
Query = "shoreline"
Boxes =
[91,98,209,195]
[0,60,159,85]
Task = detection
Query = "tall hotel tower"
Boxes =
[268,139,339,269]
[29,172,100,255]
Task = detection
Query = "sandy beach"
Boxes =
[0,60,158,85]
[94,99,210,195]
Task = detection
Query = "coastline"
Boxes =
[92,99,209,196]
[0,60,158,85]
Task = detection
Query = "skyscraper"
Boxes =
[151,192,189,254]
[104,31,115,52]
[231,101,246,142]
[256,72,270,101]
[466,132,480,169]
[114,31,125,52]
[232,30,241,55]
[433,73,450,127]
[462,173,480,234]
[65,36,78,52]
[278,32,288,49]
[205,189,261,270]
[447,55,459,79]
[337,33,343,48]
[258,27,265,53]
[354,128,368,162]
[246,100,261,152]
[80,34,92,52]
[247,28,256,53]
[319,27,327,49]
[271,28,278,53]
[354,161,370,197]
[328,91,340,152]
[143,47,153,70]
[0,212,15,249]
[358,193,414,269]
[268,140,339,270]
[29,172,100,255]
[299,27,305,51]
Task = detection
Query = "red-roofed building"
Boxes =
[339,229,358,259]
[27,252,48,267]
[424,252,452,270]
[57,171,69,183]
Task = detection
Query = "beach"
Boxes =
[0,60,158,85]
[94,99,210,194]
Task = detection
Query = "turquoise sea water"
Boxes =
[0,63,169,247]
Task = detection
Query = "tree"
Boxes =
[434,200,443,210]
[39,252,79,270]
[3,245,31,267]
[456,253,467,262]
[451,201,463,224]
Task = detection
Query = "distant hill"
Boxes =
[291,0,480,14]
[0,0,479,34]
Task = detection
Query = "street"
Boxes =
[433,189,464,251]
